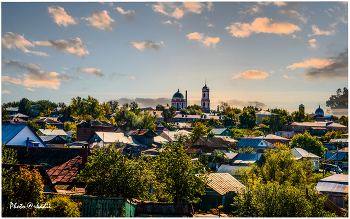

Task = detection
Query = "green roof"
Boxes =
[172,89,184,99]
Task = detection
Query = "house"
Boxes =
[2,164,57,193]
[76,120,116,141]
[129,129,158,147]
[329,138,349,148]
[217,164,251,180]
[153,135,168,146]
[154,123,168,134]
[2,117,27,124]
[5,107,19,115]
[151,111,164,122]
[231,153,264,166]
[8,113,29,121]
[194,173,246,214]
[315,174,348,209]
[169,114,224,123]
[275,131,297,138]
[292,148,320,171]
[254,134,291,146]
[211,128,232,137]
[86,131,132,148]
[39,135,66,148]
[191,136,230,153]
[325,152,348,172]
[236,138,271,152]
[2,123,47,147]
[159,130,191,142]
[35,117,64,129]
[38,129,68,139]
[282,121,347,136]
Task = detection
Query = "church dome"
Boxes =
[172,89,184,99]
[315,105,324,116]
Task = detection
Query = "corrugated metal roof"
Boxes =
[237,139,267,147]
[329,139,348,143]
[315,181,348,194]
[325,152,347,161]
[38,129,67,136]
[2,123,28,144]
[207,173,245,195]
[154,135,168,143]
[217,164,251,175]
[232,153,262,162]
[225,152,238,160]
[211,128,228,135]
[93,132,132,144]
[292,148,319,159]
[320,174,348,183]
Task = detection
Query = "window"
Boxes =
[203,93,205,98]
[34,143,39,147]
[203,102,205,107]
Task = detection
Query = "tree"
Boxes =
[130,101,139,112]
[223,111,237,127]
[58,102,66,108]
[198,153,208,166]
[26,120,41,132]
[212,150,229,163]
[326,87,348,115]
[45,124,58,130]
[239,108,257,129]
[290,132,326,157]
[190,122,208,142]
[2,107,9,121]
[100,102,112,115]
[63,122,77,131]
[9,166,44,216]
[233,180,334,217]
[76,145,152,200]
[339,116,348,127]
[156,104,165,111]
[34,195,81,217]
[18,98,32,116]
[151,142,209,203]
[2,143,17,164]
[107,100,119,113]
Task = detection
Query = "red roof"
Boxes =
[129,129,157,137]
[47,155,83,183]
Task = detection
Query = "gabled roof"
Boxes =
[35,118,63,125]
[129,129,157,137]
[77,120,114,127]
[211,128,229,135]
[319,174,348,183]
[2,123,47,146]
[38,129,67,136]
[237,139,268,147]
[315,174,348,194]
[197,136,230,148]
[47,155,83,183]
[160,130,191,141]
[207,173,245,195]
[154,135,168,144]
[9,113,29,118]
[329,138,348,143]
[39,135,66,143]
[325,152,347,161]
[217,164,250,174]
[232,153,262,162]
[87,132,132,144]
[292,148,319,159]
[225,152,238,160]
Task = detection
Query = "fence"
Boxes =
[2,195,137,217]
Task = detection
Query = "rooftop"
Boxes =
[207,173,245,195]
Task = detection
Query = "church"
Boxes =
[171,82,211,113]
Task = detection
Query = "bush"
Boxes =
[34,195,81,217]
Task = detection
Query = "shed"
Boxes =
[315,174,348,208]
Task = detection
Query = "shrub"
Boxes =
[34,195,81,217]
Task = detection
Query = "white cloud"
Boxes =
[308,25,336,36]
[207,2,214,11]
[187,32,220,47]
[2,76,22,84]
[115,7,136,22]
[152,2,205,19]
[232,70,269,79]
[2,32,48,56]
[48,6,76,27]
[34,38,89,57]
[2,90,10,94]
[207,23,214,27]
[162,20,182,30]
[239,5,261,15]
[129,41,164,51]
[84,10,114,31]
[280,10,307,23]
[76,68,104,77]
[27,87,35,92]
[309,39,318,49]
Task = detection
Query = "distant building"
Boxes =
[292,147,320,171]
[171,89,186,110]
[129,129,157,147]
[299,103,305,112]
[201,82,210,113]
[236,139,271,152]
[35,117,64,129]
[191,136,230,153]
[76,120,115,141]
[282,121,347,136]
[39,135,66,148]
[5,107,19,115]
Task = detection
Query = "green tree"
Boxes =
[130,101,139,112]
[107,100,119,113]
[223,111,237,127]
[339,116,348,127]
[198,153,208,166]
[34,195,81,217]
[100,102,112,115]
[190,122,208,142]
[63,121,77,131]
[18,98,32,116]
[290,132,326,157]
[2,143,17,164]
[212,150,229,163]
[239,108,257,129]
[76,145,152,199]
[2,107,9,121]
[156,104,165,111]
[151,142,209,203]
[26,120,41,132]
[326,87,348,115]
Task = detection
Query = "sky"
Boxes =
[1,1,348,116]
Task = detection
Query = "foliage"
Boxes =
[151,142,209,203]
[76,145,152,200]
[321,130,347,142]
[63,121,77,131]
[109,116,117,126]
[115,109,157,132]
[198,153,208,166]
[223,111,237,127]
[62,96,106,119]
[156,104,165,111]
[9,166,44,216]
[239,108,257,129]
[45,124,57,130]
[230,128,262,139]
[190,122,208,142]
[290,132,326,157]
[233,180,334,217]
[212,150,229,163]
[326,87,348,115]
[107,100,119,113]
[207,131,215,137]
[2,107,9,120]
[2,168,14,195]
[34,195,81,217]
[231,147,256,154]
[2,143,18,164]
[208,118,222,128]
[100,102,112,115]
[74,114,93,121]
[339,115,348,127]
[26,120,41,132]
[18,98,32,116]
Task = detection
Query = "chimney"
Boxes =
[82,145,88,168]
[186,90,187,108]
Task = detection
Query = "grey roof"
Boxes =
[39,135,65,142]
[319,174,348,183]
[38,129,67,136]
[9,113,29,118]
[292,148,319,159]
[233,153,262,162]
[2,123,47,146]
[329,139,348,143]
[217,164,251,175]
[325,152,347,161]
[211,128,229,135]
[225,152,238,160]
[237,139,268,147]
[315,181,348,193]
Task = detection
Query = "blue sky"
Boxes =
[1,2,348,115]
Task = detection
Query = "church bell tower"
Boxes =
[201,81,210,112]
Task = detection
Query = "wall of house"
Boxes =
[76,126,115,141]
[7,126,46,147]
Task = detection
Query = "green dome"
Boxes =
[172,89,184,99]
[202,85,208,89]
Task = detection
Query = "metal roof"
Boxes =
[38,129,67,136]
[325,152,347,161]
[315,181,348,194]
[237,139,268,147]
[329,139,348,143]
[232,153,262,162]
[207,173,245,195]
[211,128,228,135]
[88,132,132,144]
[2,123,28,144]
[225,152,238,160]
[320,174,348,183]
[154,135,168,143]
[217,164,251,175]
[292,148,319,159]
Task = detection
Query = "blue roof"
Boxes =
[325,152,347,161]
[237,139,265,147]
[2,123,47,147]
[233,153,262,161]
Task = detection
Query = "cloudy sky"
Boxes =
[1,2,348,115]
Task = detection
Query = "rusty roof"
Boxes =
[129,129,157,137]
[207,173,245,195]
[47,155,83,183]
